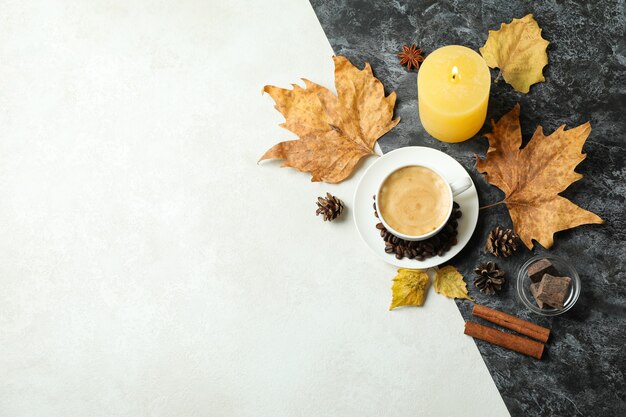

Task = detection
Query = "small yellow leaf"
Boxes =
[480,14,549,93]
[434,266,473,301]
[389,268,430,310]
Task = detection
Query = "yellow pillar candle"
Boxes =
[417,45,491,143]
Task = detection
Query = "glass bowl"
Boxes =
[517,254,581,316]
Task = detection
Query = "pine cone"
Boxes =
[316,193,344,222]
[485,227,518,257]
[474,262,505,295]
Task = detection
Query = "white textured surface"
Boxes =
[0,1,510,416]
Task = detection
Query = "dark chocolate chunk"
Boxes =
[536,274,572,309]
[527,259,560,283]
[529,282,545,308]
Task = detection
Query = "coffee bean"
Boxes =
[373,202,377,210]
[453,201,460,209]
[455,210,462,218]
[374,206,463,262]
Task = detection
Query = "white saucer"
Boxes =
[353,146,479,269]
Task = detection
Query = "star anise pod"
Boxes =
[398,44,424,71]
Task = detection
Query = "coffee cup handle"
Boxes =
[450,177,472,197]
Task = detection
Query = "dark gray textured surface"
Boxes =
[309,1,626,416]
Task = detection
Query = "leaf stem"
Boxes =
[480,200,505,210]
[494,70,503,83]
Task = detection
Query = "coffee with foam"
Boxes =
[378,166,451,236]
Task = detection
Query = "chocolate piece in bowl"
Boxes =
[536,274,572,309]
[527,258,560,283]
[529,283,545,309]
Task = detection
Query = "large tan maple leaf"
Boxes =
[259,56,399,183]
[476,104,603,249]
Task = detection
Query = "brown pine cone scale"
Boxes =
[316,193,344,222]
[474,261,506,295]
[485,226,518,257]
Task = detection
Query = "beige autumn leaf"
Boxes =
[476,104,603,249]
[480,14,549,93]
[389,269,430,310]
[259,56,399,183]
[434,266,473,301]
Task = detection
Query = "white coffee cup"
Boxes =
[376,165,471,241]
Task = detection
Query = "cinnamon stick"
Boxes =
[473,304,550,343]
[464,321,544,359]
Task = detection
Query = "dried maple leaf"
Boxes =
[480,14,549,93]
[434,266,473,301]
[259,56,399,183]
[476,104,603,249]
[389,268,430,310]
